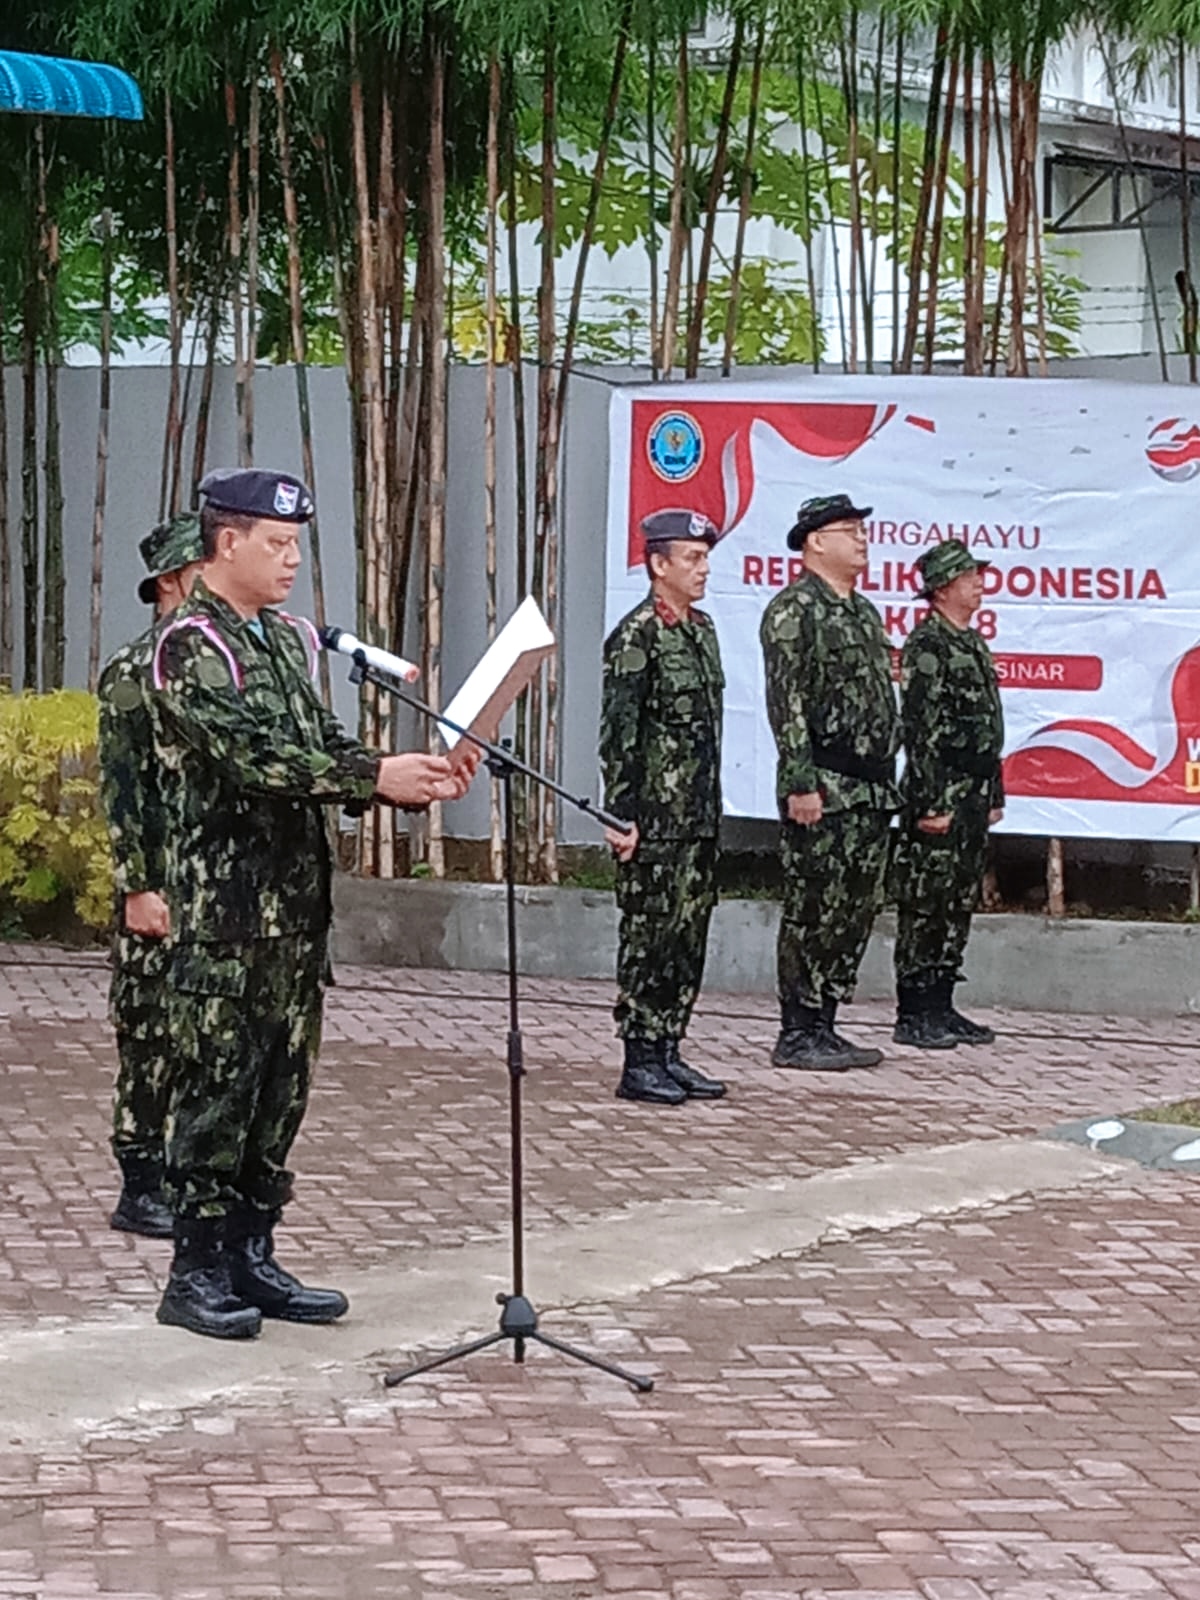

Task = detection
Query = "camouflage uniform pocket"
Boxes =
[170,949,248,1000]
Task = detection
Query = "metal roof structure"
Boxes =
[0,49,143,121]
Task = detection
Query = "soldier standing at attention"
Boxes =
[760,493,900,1072]
[98,514,205,1238]
[600,508,727,1107]
[148,467,478,1340]
[893,540,1004,1049]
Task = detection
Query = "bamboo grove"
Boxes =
[1,0,1198,880]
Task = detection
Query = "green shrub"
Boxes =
[0,690,113,932]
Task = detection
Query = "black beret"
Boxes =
[198,467,314,523]
[640,508,719,547]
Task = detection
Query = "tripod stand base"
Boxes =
[382,1292,654,1393]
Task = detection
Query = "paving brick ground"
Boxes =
[2,942,1200,1598]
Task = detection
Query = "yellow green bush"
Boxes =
[0,690,113,932]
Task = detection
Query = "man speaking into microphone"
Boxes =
[146,467,479,1341]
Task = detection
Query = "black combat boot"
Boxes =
[110,1152,174,1239]
[227,1209,349,1324]
[819,997,883,1068]
[616,1036,688,1104]
[938,977,996,1044]
[663,1039,727,1099]
[771,999,856,1071]
[156,1216,263,1340]
[892,982,958,1050]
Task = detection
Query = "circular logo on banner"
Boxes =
[1146,417,1200,481]
[647,411,704,483]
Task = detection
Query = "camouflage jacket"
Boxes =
[600,594,724,840]
[98,625,164,897]
[900,610,1005,817]
[148,578,380,943]
[760,570,901,814]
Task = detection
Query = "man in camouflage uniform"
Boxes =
[760,493,900,1072]
[147,467,478,1340]
[98,514,204,1239]
[893,540,1004,1049]
[600,508,727,1106]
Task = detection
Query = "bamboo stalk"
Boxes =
[503,66,532,858]
[271,45,331,703]
[647,15,660,379]
[1179,34,1197,383]
[20,127,39,691]
[839,14,862,372]
[797,43,822,371]
[811,42,849,368]
[424,36,449,880]
[723,17,767,376]
[864,13,886,372]
[532,27,560,881]
[37,122,64,692]
[899,14,948,372]
[485,54,503,882]
[890,23,904,369]
[190,279,221,500]
[557,0,633,431]
[0,289,11,688]
[1100,35,1168,381]
[921,48,959,372]
[350,28,390,874]
[687,12,744,376]
[87,193,113,692]
[225,76,249,467]
[245,76,260,462]
[161,87,182,520]
[1046,836,1065,917]
[657,26,689,379]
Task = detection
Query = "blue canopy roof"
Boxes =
[0,50,143,122]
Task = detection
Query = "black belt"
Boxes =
[812,743,894,786]
[951,750,1002,779]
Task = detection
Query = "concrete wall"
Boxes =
[332,874,1200,1019]
[6,356,1200,851]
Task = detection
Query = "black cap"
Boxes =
[786,493,873,551]
[640,508,719,547]
[198,467,314,523]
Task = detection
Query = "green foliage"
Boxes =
[703,260,824,363]
[0,692,113,932]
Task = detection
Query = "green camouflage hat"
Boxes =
[916,539,990,599]
[137,513,204,603]
[786,493,872,551]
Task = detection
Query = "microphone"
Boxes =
[319,625,420,684]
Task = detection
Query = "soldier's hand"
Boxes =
[124,890,171,938]
[787,791,824,827]
[376,752,464,808]
[916,812,953,835]
[988,807,1004,826]
[605,820,639,862]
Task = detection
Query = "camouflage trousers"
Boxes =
[109,933,172,1168]
[893,792,989,988]
[614,838,718,1041]
[163,931,328,1222]
[778,807,892,1009]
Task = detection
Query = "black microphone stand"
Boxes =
[341,653,653,1395]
